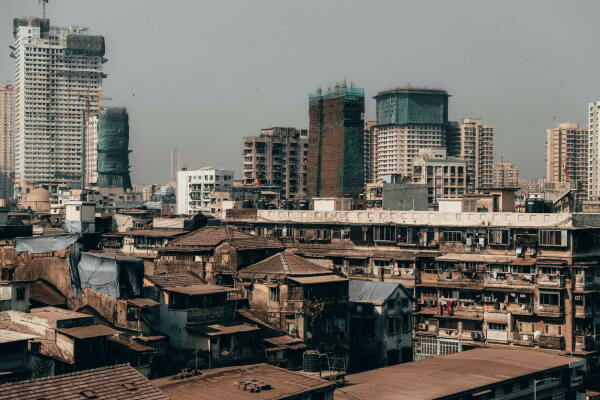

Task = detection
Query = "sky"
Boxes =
[1,0,599,184]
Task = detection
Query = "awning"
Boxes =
[289,275,348,285]
[187,323,259,336]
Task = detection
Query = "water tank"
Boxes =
[303,350,321,373]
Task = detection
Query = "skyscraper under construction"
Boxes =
[307,83,365,198]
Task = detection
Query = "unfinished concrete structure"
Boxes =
[242,127,308,200]
[307,83,365,198]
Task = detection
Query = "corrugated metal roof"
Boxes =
[162,284,233,295]
[289,275,348,285]
[56,324,120,339]
[237,252,332,277]
[145,273,205,288]
[167,226,283,250]
[349,280,401,303]
[0,329,37,344]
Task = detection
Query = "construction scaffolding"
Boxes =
[96,107,132,189]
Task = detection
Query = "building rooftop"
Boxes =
[0,363,168,400]
[154,363,335,400]
[163,284,234,296]
[29,306,91,322]
[167,226,283,250]
[349,280,407,304]
[56,324,120,339]
[335,348,583,400]
[227,209,600,229]
[116,229,187,238]
[0,329,37,344]
[145,273,206,288]
[236,252,339,280]
[374,86,449,97]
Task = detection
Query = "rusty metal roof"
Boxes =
[288,275,348,285]
[162,284,233,296]
[187,322,259,336]
[0,363,169,400]
[127,298,159,307]
[56,324,120,339]
[29,280,67,306]
[154,363,334,399]
[115,229,187,238]
[336,348,583,400]
[0,329,37,344]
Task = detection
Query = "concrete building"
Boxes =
[546,122,588,189]
[373,87,449,181]
[336,348,586,400]
[363,121,377,185]
[225,210,600,363]
[0,83,14,199]
[307,83,365,198]
[411,147,468,208]
[493,157,520,188]
[447,118,494,191]
[349,280,413,371]
[12,17,106,195]
[590,102,600,200]
[176,167,234,214]
[242,127,308,200]
[84,114,99,188]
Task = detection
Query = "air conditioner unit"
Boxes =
[484,296,493,303]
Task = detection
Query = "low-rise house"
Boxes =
[156,226,283,285]
[0,330,36,383]
[0,307,120,374]
[143,273,259,369]
[103,230,188,257]
[235,252,349,356]
[336,347,586,400]
[0,363,169,400]
[154,363,336,400]
[0,280,30,312]
[348,280,413,371]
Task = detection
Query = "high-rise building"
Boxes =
[589,102,600,200]
[12,17,106,195]
[363,121,377,185]
[492,156,519,188]
[412,147,467,207]
[373,87,449,181]
[0,83,15,199]
[176,167,234,214]
[447,118,494,191]
[84,114,98,188]
[307,83,364,198]
[242,127,308,199]
[546,122,588,189]
[95,107,131,190]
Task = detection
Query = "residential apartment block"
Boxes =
[373,87,449,182]
[363,121,377,185]
[492,157,520,188]
[12,17,106,195]
[307,83,365,198]
[0,83,14,199]
[546,122,588,189]
[589,102,600,200]
[176,167,234,214]
[242,127,307,200]
[411,147,467,207]
[226,209,600,363]
[447,118,494,191]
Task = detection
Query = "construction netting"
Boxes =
[96,107,132,190]
[66,34,105,57]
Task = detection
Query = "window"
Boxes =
[519,378,529,390]
[269,286,279,302]
[16,288,26,301]
[539,230,568,247]
[488,323,507,331]
[489,229,510,245]
[503,382,513,394]
[443,231,463,242]
[540,291,560,306]
[373,226,396,242]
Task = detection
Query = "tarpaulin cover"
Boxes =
[15,233,80,255]
[77,252,144,298]
[349,279,400,303]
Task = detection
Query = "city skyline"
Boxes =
[1,0,599,185]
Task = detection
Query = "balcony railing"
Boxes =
[537,335,564,350]
[537,274,565,287]
[512,332,535,346]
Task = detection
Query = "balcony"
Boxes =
[537,335,564,350]
[187,304,235,323]
[438,328,483,341]
[486,329,508,343]
[536,304,564,317]
[575,334,598,351]
[210,348,255,367]
[536,274,565,287]
[575,274,600,291]
[485,273,535,288]
[575,304,595,319]
[512,332,535,347]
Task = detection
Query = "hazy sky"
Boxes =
[1,0,599,184]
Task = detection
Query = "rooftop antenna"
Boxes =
[38,0,48,19]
